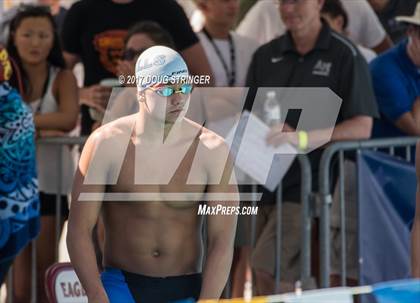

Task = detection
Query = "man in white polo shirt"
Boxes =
[237,0,393,53]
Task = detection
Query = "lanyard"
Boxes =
[202,28,236,86]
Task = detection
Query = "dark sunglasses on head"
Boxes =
[278,0,303,4]
[122,48,147,61]
[17,4,51,13]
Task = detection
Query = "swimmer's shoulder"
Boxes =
[81,115,136,161]
[88,114,137,144]
[183,118,229,153]
[80,115,137,173]
[183,119,235,183]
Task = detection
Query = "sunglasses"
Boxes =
[17,4,51,14]
[278,0,304,5]
[122,48,147,61]
[150,83,193,97]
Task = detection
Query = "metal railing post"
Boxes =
[31,240,36,303]
[298,154,312,283]
[6,268,13,303]
[338,151,346,286]
[250,182,258,249]
[274,183,282,293]
[55,145,63,261]
[319,148,335,288]
[406,146,412,162]
[318,136,419,288]
[250,181,258,296]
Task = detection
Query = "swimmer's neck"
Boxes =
[134,112,181,143]
[163,122,175,140]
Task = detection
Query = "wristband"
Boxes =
[298,131,308,150]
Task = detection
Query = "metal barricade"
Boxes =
[4,138,314,301]
[209,153,313,298]
[318,137,419,288]
[248,153,313,293]
[37,136,87,260]
[5,136,87,303]
[298,154,313,285]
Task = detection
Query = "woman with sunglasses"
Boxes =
[103,21,176,124]
[6,5,78,303]
[117,21,175,84]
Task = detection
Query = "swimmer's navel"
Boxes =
[152,249,161,257]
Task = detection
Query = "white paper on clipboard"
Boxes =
[225,111,297,191]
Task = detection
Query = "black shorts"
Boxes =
[0,259,13,285]
[39,192,69,218]
[101,268,202,303]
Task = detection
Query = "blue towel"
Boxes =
[0,82,40,263]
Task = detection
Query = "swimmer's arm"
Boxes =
[412,142,420,278]
[200,145,239,299]
[67,134,109,303]
[200,189,239,299]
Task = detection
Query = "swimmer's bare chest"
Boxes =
[101,136,208,276]
[102,201,204,276]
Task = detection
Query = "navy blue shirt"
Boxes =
[371,39,420,138]
[245,21,378,202]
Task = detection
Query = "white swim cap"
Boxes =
[135,46,189,91]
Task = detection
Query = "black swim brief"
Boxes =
[101,267,201,303]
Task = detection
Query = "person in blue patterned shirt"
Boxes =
[0,46,40,285]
